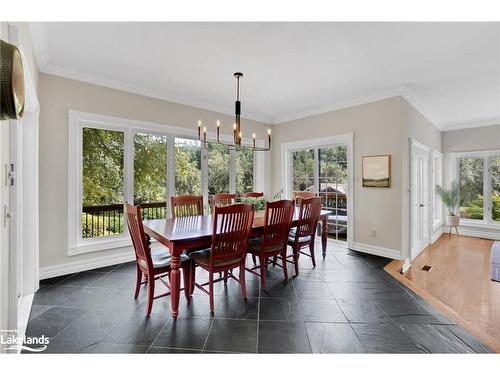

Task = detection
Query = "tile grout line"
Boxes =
[290,270,312,353]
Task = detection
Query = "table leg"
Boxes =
[321,219,328,259]
[169,253,181,320]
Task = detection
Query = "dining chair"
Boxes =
[170,195,204,218]
[124,203,192,316]
[245,199,294,288]
[241,192,264,198]
[286,197,322,276]
[212,193,236,208]
[189,203,255,314]
[293,191,317,205]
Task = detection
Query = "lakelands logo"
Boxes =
[1,330,49,352]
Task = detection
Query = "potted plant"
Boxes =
[436,180,463,228]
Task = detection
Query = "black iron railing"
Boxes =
[82,201,167,238]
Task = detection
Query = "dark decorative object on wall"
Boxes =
[362,154,391,187]
[0,39,25,120]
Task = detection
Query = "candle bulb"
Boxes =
[233,123,237,142]
[198,120,201,139]
[203,126,207,142]
[252,133,256,147]
[268,129,271,146]
[216,120,220,141]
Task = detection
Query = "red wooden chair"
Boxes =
[212,193,236,208]
[170,195,204,218]
[124,203,192,316]
[293,191,316,205]
[241,192,264,198]
[190,203,255,314]
[245,199,294,288]
[286,197,322,276]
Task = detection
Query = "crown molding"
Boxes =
[40,63,274,125]
[440,117,500,131]
[271,88,404,124]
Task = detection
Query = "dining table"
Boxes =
[142,207,332,319]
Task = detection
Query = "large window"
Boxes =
[69,111,262,253]
[208,143,230,196]
[452,150,500,225]
[289,143,350,242]
[175,138,201,196]
[236,146,254,195]
[82,128,124,238]
[134,133,168,220]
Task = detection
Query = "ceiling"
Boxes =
[29,22,500,129]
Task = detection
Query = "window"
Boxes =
[69,111,264,254]
[287,140,351,243]
[236,146,255,195]
[134,133,168,220]
[82,128,124,238]
[459,157,484,220]
[451,150,500,226]
[208,143,230,196]
[292,149,315,193]
[174,138,201,196]
[491,156,500,222]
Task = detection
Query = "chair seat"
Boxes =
[247,237,285,253]
[138,249,190,269]
[288,228,312,244]
[189,248,242,268]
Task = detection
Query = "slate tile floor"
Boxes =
[24,243,493,354]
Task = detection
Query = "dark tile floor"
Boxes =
[24,243,493,354]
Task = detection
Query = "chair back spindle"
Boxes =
[171,195,204,218]
[262,199,295,249]
[210,203,255,265]
[295,197,322,240]
[124,203,152,271]
[212,193,236,208]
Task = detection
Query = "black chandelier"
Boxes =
[197,72,271,152]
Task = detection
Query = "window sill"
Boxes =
[69,236,132,256]
[459,220,500,230]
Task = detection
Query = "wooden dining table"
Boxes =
[142,208,332,319]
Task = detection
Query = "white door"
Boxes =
[411,141,430,260]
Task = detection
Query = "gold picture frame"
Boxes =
[362,155,391,187]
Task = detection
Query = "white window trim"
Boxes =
[450,149,500,228]
[68,110,265,256]
[281,133,354,248]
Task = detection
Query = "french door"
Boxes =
[411,140,431,260]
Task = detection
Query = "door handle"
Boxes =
[420,204,424,207]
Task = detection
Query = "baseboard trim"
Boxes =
[40,251,136,280]
[352,242,402,260]
[431,227,443,244]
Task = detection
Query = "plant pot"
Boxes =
[446,215,460,227]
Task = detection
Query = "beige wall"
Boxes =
[400,98,442,258]
[271,97,405,253]
[38,73,270,270]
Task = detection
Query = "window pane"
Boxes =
[208,143,230,196]
[175,138,201,196]
[134,133,168,220]
[292,149,315,193]
[82,128,124,238]
[492,156,500,222]
[319,147,348,242]
[236,146,254,194]
[459,157,484,220]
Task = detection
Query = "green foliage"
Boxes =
[208,143,230,195]
[240,197,267,211]
[81,213,124,237]
[175,139,202,195]
[134,134,167,204]
[82,128,124,206]
[493,192,500,221]
[292,149,315,191]
[236,146,254,194]
[460,194,484,220]
[272,189,284,200]
[436,179,462,216]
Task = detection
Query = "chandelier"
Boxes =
[197,72,271,152]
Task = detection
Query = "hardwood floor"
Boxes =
[386,234,500,352]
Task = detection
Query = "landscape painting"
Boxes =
[362,155,391,187]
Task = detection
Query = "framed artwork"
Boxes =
[362,155,391,187]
